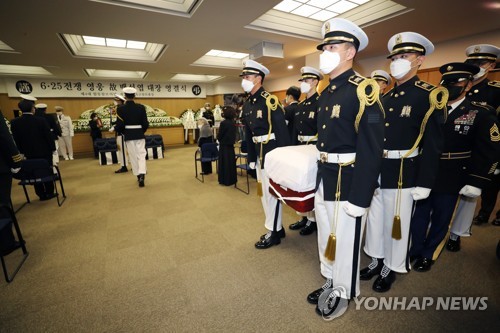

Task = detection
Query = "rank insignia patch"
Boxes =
[490,123,500,142]
[256,110,263,119]
[331,104,341,118]
[309,111,315,119]
[400,105,412,117]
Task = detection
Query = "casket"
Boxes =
[265,145,318,213]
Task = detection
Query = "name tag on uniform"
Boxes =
[309,111,315,119]
[400,105,411,117]
[330,105,340,118]
[256,110,263,118]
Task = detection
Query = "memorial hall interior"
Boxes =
[0,0,499,332]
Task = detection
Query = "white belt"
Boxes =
[298,135,317,142]
[125,125,142,129]
[318,152,356,164]
[252,133,275,143]
[383,149,419,159]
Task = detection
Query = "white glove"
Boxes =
[342,202,366,218]
[459,185,482,198]
[109,126,115,133]
[373,188,380,196]
[249,162,256,170]
[411,187,432,201]
[494,169,500,176]
[11,167,21,174]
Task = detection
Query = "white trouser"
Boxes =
[58,136,73,158]
[364,188,414,273]
[116,135,129,167]
[315,180,366,299]
[125,139,147,176]
[450,196,477,237]
[256,159,283,231]
[297,210,316,222]
[52,140,59,165]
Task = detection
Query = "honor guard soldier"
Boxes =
[35,103,62,165]
[462,44,500,227]
[362,32,447,292]
[370,69,392,95]
[110,94,128,174]
[239,59,291,249]
[115,87,149,187]
[410,63,499,269]
[55,106,74,160]
[288,66,323,235]
[11,95,57,200]
[307,18,384,317]
[0,109,23,256]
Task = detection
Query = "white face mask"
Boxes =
[113,100,118,106]
[241,79,255,93]
[319,50,341,75]
[473,67,486,80]
[300,82,311,94]
[197,124,203,129]
[390,58,414,80]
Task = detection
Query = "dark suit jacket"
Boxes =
[10,113,55,159]
[217,119,236,146]
[0,112,22,175]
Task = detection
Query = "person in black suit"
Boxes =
[283,86,301,139]
[0,109,23,255]
[10,97,56,200]
[35,103,61,165]
[115,87,149,187]
[89,112,103,158]
[197,117,214,175]
[217,106,237,186]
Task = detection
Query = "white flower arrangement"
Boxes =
[180,109,197,129]
[73,104,181,132]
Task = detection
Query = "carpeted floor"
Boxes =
[1,145,499,332]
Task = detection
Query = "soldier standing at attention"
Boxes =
[111,94,128,174]
[306,18,384,317]
[370,69,392,95]
[288,66,323,236]
[410,63,499,269]
[240,59,291,249]
[361,32,447,292]
[115,87,149,187]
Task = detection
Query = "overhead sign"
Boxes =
[6,79,206,98]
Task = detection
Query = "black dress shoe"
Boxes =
[115,167,128,173]
[372,269,396,293]
[255,231,281,249]
[414,257,433,272]
[307,279,332,304]
[289,217,307,230]
[260,228,285,241]
[138,174,145,187]
[473,215,488,225]
[360,258,383,281]
[492,218,500,226]
[300,221,317,236]
[446,237,461,252]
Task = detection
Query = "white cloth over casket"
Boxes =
[265,145,318,192]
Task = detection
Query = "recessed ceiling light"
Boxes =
[0,64,52,76]
[288,65,294,69]
[327,0,358,14]
[204,49,249,59]
[85,69,147,79]
[170,74,221,82]
[272,0,370,20]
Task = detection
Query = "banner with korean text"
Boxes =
[6,79,206,98]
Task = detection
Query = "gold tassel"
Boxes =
[392,215,402,240]
[324,233,336,261]
[257,181,263,197]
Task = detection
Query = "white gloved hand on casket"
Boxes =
[343,202,366,218]
[248,162,256,170]
[459,185,481,198]
[410,187,431,201]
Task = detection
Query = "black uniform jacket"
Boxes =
[241,86,291,168]
[284,102,299,139]
[380,76,446,189]
[11,113,55,159]
[316,69,385,207]
[35,110,61,141]
[433,99,500,193]
[115,100,149,141]
[467,79,500,113]
[292,92,319,145]
[0,112,22,174]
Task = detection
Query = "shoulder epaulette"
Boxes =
[348,74,366,86]
[487,80,500,88]
[415,80,436,91]
[261,91,270,99]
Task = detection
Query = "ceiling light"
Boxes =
[307,0,339,9]
[287,65,294,69]
[85,69,147,79]
[327,0,358,14]
[106,38,126,48]
[309,10,338,21]
[170,74,221,82]
[274,0,302,12]
[292,4,321,16]
[0,64,52,76]
[127,41,147,49]
[83,36,106,46]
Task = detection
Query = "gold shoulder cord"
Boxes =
[392,87,448,240]
[325,80,380,261]
[256,94,280,197]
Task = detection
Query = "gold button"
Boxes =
[384,138,387,141]
[400,91,405,95]
[332,85,336,90]
[474,89,479,93]
[385,123,389,127]
[321,143,324,147]
[394,94,399,97]
[389,108,393,112]
[322,125,326,129]
[325,106,329,111]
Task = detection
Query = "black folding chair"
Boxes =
[195,143,219,183]
[13,159,66,212]
[235,141,250,194]
[0,205,29,283]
